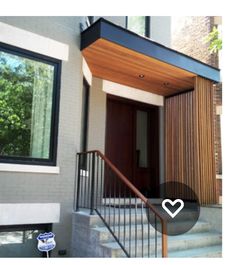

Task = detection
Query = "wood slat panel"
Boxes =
[165,76,216,204]
[82,38,196,96]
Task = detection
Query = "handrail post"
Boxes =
[75,153,81,211]
[161,221,168,257]
[90,152,96,215]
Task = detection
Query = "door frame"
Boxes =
[105,94,159,197]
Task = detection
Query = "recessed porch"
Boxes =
[81,18,220,205]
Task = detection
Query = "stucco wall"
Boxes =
[0,16,84,257]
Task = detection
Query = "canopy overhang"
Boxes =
[81,18,220,97]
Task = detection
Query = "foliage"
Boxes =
[0,51,54,157]
[0,53,33,156]
[204,26,222,54]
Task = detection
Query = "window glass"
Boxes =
[0,49,56,160]
[127,16,147,36]
[0,224,51,257]
[136,110,148,167]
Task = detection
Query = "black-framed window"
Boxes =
[87,16,94,26]
[80,78,90,153]
[0,223,52,257]
[126,16,150,37]
[0,43,61,166]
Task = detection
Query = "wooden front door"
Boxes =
[105,96,159,197]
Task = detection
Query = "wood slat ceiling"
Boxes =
[82,38,197,96]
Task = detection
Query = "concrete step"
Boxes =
[101,232,222,257]
[80,207,198,227]
[168,245,222,258]
[92,220,211,243]
[73,210,222,258]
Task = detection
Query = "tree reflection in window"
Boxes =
[0,50,54,159]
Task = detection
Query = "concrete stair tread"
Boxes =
[92,220,210,238]
[167,245,222,258]
[72,211,222,257]
[101,231,222,250]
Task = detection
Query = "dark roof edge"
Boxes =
[81,17,221,83]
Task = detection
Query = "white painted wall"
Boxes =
[103,80,164,106]
[0,203,60,225]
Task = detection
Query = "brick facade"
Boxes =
[171,16,222,201]
[171,16,218,67]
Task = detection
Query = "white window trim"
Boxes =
[0,22,69,61]
[0,163,60,174]
[0,22,65,170]
[82,57,92,85]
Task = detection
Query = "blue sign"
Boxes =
[37,232,56,253]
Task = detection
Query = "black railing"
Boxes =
[75,150,167,257]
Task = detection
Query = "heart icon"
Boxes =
[162,199,184,218]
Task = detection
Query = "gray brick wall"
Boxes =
[171,16,218,67]
[0,16,173,257]
[0,16,84,256]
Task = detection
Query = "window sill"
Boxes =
[0,163,60,174]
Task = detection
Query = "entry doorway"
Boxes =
[105,95,159,197]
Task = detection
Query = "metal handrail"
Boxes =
[75,150,167,257]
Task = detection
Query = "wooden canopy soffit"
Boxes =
[81,18,220,97]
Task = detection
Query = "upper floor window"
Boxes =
[87,16,94,26]
[0,43,61,165]
[126,16,150,37]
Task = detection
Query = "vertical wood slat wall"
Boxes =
[165,76,216,204]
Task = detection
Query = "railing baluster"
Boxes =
[118,179,121,240]
[135,196,137,257]
[108,168,111,226]
[141,201,144,257]
[104,164,107,222]
[85,153,90,208]
[90,152,96,215]
[148,207,150,257]
[75,150,167,258]
[113,172,116,234]
[155,214,157,257]
[79,154,85,208]
[129,190,131,256]
[100,158,103,214]
[95,153,99,210]
[123,185,126,248]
